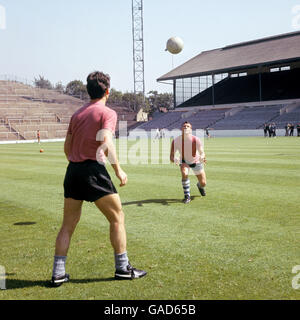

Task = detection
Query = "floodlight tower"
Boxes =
[132,0,145,106]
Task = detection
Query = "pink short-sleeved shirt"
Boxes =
[171,134,202,164]
[67,101,117,163]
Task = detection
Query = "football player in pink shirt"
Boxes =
[50,71,146,287]
[170,121,207,204]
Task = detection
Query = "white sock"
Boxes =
[52,256,67,278]
[115,252,129,271]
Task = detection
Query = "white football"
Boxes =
[166,36,184,54]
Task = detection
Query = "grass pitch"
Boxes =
[0,137,299,300]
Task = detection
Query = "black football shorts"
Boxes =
[64,160,117,202]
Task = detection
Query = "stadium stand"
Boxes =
[271,103,300,128]
[133,102,300,132]
[212,104,283,129]
[168,108,228,130]
[177,74,260,107]
[0,80,139,141]
[135,111,186,131]
[0,81,81,140]
[176,68,300,108]
[134,107,230,131]
[260,68,300,101]
[152,31,300,133]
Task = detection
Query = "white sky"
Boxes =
[0,0,299,94]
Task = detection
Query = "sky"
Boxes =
[0,0,299,94]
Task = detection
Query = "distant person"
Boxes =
[272,123,276,137]
[265,123,270,137]
[37,130,41,144]
[50,71,146,287]
[161,128,166,138]
[170,121,207,204]
[205,127,211,139]
[155,128,160,139]
[297,123,300,137]
[268,123,273,137]
[284,123,290,136]
[263,123,268,137]
[289,123,295,136]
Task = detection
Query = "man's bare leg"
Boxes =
[196,170,207,196]
[94,193,127,254]
[51,198,83,285]
[95,193,146,279]
[55,198,83,256]
[196,170,206,188]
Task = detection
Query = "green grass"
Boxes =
[0,137,299,300]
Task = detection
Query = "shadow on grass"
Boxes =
[5,277,115,289]
[122,196,199,207]
[13,222,37,226]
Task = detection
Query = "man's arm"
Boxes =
[64,133,72,160]
[97,129,127,187]
[170,140,175,163]
[197,139,206,164]
[170,140,180,165]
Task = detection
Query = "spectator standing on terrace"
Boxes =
[50,71,146,287]
[170,121,207,204]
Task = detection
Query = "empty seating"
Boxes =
[213,105,282,129]
[0,80,139,141]
[168,109,227,130]
[272,104,300,127]
[136,111,186,131]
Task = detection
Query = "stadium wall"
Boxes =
[0,129,289,144]
[0,138,65,144]
[128,129,286,138]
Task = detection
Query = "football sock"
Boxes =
[52,256,67,278]
[115,252,129,271]
[182,179,190,197]
[197,182,205,189]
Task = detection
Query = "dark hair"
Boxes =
[86,71,110,99]
[182,121,192,128]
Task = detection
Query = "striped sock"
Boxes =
[52,256,67,278]
[182,179,190,197]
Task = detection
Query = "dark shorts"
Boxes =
[64,160,117,202]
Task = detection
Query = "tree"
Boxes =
[34,75,53,90]
[147,90,159,110]
[122,92,147,112]
[54,82,64,93]
[65,80,89,100]
[156,92,174,110]
[108,88,123,104]
[147,91,174,112]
